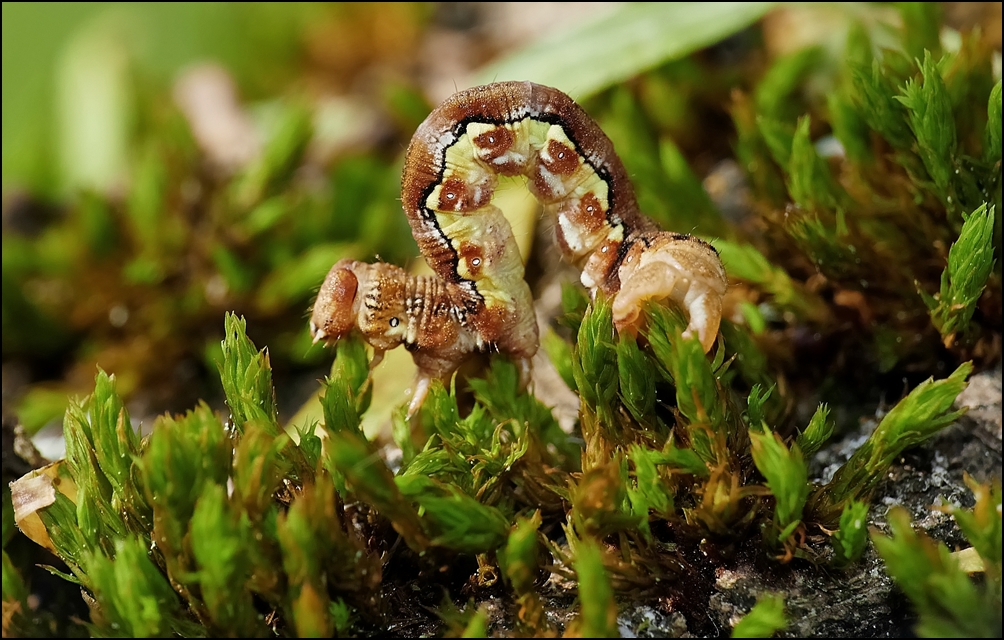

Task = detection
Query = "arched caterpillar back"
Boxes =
[312,81,728,415]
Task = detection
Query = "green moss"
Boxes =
[831,500,869,568]
[731,593,786,638]
[809,361,971,524]
[571,538,618,638]
[7,271,986,636]
[872,478,1002,638]
[749,428,808,550]
[920,203,997,347]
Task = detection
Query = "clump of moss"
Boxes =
[872,476,1002,638]
[4,301,987,637]
[724,3,1000,386]
[557,4,1000,443]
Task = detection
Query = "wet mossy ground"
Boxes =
[3,3,1002,638]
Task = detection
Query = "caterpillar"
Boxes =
[311,81,728,415]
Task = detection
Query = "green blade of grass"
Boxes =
[476,3,775,101]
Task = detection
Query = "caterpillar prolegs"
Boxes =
[311,81,728,416]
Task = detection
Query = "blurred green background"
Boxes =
[2,2,453,433]
[3,3,325,196]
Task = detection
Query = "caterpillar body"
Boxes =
[311,81,728,415]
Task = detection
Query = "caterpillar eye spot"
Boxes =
[389,317,400,328]
[471,258,481,267]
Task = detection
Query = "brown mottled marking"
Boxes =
[542,139,580,175]
[458,242,485,277]
[567,192,606,234]
[473,126,515,164]
[437,177,488,212]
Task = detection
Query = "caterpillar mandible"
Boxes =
[311,81,728,416]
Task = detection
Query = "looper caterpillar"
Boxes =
[312,81,728,415]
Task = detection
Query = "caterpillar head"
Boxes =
[310,260,411,352]
[310,259,361,345]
